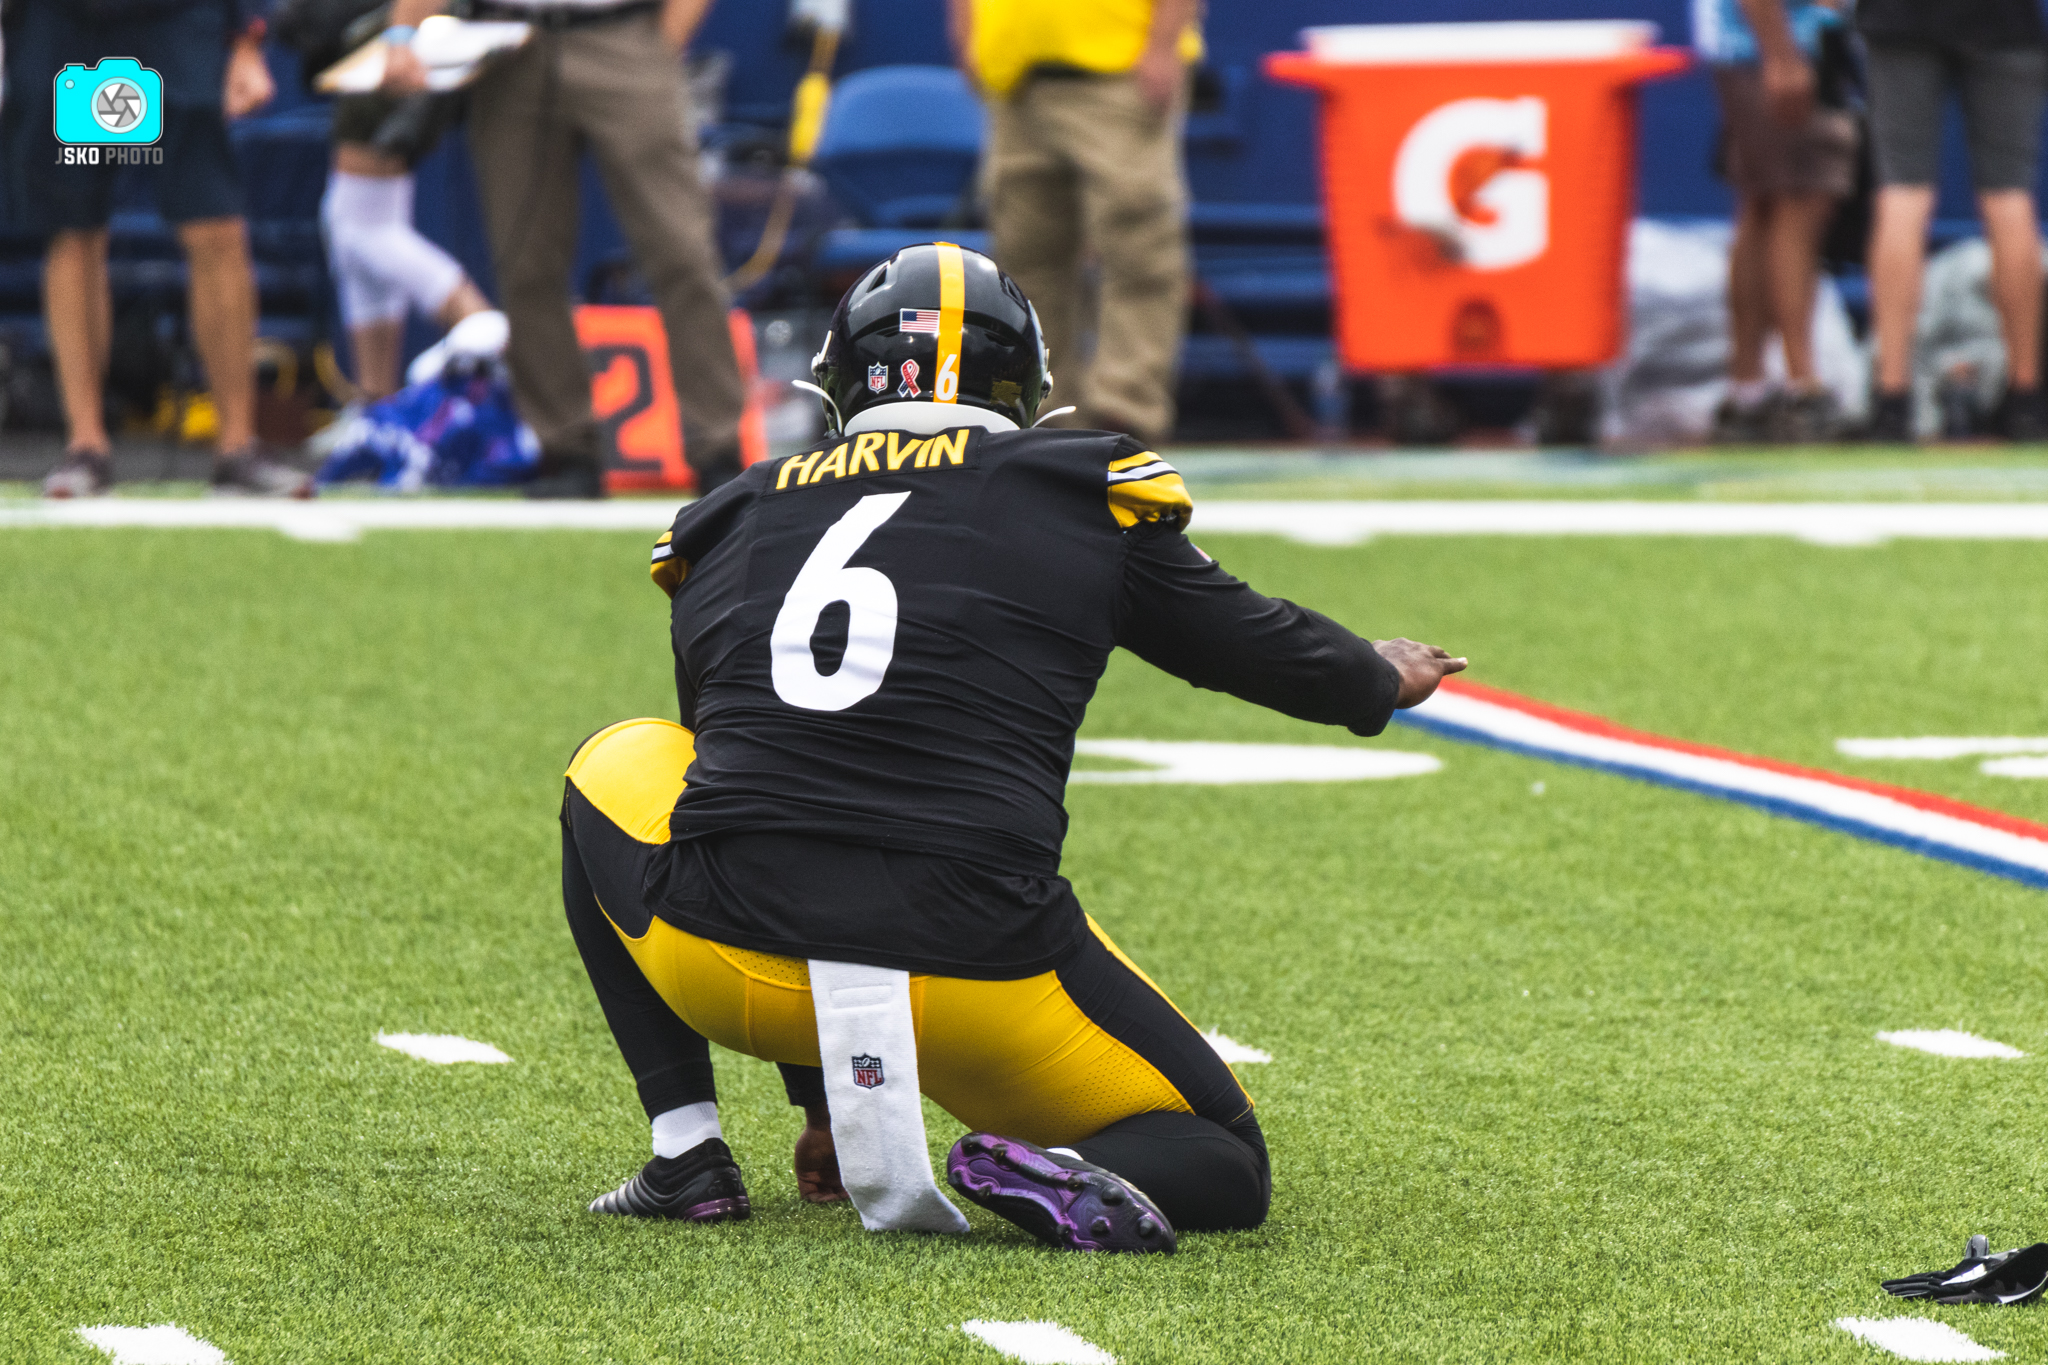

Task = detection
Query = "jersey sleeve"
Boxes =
[1114,524,1403,737]
[650,469,757,598]
[1105,439,1193,531]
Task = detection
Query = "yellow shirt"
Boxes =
[972,0,1205,99]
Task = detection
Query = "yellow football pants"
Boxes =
[565,717,1252,1148]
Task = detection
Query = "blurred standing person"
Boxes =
[3,0,314,496]
[1696,0,1856,444]
[951,0,1200,446]
[1860,0,2046,442]
[380,0,745,498]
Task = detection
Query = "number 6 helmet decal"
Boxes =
[809,242,1053,435]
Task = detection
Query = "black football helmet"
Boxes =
[810,242,1052,433]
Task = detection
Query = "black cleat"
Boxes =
[588,1137,750,1222]
[946,1132,1175,1253]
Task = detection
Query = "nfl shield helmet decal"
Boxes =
[851,1053,884,1089]
[867,361,887,393]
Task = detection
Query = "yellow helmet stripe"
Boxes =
[933,241,965,405]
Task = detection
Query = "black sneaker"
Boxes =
[588,1137,750,1222]
[42,450,113,498]
[1709,395,1771,444]
[1997,387,2046,443]
[524,457,607,500]
[946,1132,1175,1254]
[1764,388,1841,444]
[211,452,313,498]
[1868,390,1915,444]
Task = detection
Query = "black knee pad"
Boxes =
[1073,1111,1271,1232]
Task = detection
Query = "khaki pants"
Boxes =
[984,74,1189,443]
[468,14,743,472]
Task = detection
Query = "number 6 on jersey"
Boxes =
[770,491,911,711]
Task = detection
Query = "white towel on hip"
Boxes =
[807,958,971,1234]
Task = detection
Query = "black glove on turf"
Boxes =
[1882,1235,2048,1305]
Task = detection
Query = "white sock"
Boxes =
[651,1101,721,1158]
[1048,1147,1084,1161]
[1729,378,1772,409]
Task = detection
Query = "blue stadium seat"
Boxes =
[810,65,985,228]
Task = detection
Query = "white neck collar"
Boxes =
[842,403,1019,436]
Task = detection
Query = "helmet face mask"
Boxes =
[812,242,1052,434]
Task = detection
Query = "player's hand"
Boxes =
[1134,43,1185,115]
[1373,638,1467,709]
[1761,50,1815,128]
[794,1103,848,1203]
[223,37,275,120]
[380,42,430,95]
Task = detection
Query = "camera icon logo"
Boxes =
[54,58,163,145]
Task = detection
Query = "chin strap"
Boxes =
[1031,406,1078,428]
[791,379,843,437]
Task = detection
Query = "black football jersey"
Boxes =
[647,423,1400,971]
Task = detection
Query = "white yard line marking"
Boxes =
[375,1032,513,1064]
[1202,1030,1273,1064]
[77,1324,229,1365]
[1980,757,2048,779]
[1877,1030,2025,1060]
[16,498,2048,545]
[1070,739,1439,785]
[1838,738,2048,760]
[960,1321,1116,1365]
[1835,1316,2004,1362]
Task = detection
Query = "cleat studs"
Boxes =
[1100,1187,1125,1206]
[1137,1216,1158,1237]
[1066,1175,1086,1190]
[1091,1216,1112,1236]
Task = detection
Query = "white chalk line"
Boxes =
[960,1321,1116,1365]
[16,498,2048,546]
[1070,739,1439,785]
[1877,1030,2025,1060]
[1835,1316,2004,1362]
[375,1032,513,1064]
[1202,1029,1273,1064]
[1839,738,2048,778]
[77,1324,229,1365]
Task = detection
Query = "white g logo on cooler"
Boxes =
[1392,96,1549,272]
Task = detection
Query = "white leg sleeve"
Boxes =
[322,170,467,327]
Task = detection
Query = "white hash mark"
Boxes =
[1875,1031,2023,1064]
[1835,1316,2004,1362]
[77,1325,229,1365]
[1202,1029,1274,1064]
[961,1320,1116,1365]
[1069,739,1439,785]
[375,1032,513,1064]
[1877,1030,2025,1060]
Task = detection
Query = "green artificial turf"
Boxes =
[3,526,2046,1363]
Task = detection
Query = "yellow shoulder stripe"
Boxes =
[650,531,690,597]
[1105,451,1192,530]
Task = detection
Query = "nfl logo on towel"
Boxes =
[851,1053,884,1089]
[867,362,887,393]
[899,309,941,335]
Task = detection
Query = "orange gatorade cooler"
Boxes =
[1266,23,1688,372]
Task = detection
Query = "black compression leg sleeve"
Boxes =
[560,820,716,1118]
[1071,1111,1271,1232]
[779,1063,827,1108]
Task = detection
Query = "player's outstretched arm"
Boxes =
[1373,637,1468,708]
[1116,525,1461,736]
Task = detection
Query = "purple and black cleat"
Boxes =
[946,1132,1176,1253]
[588,1137,750,1223]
